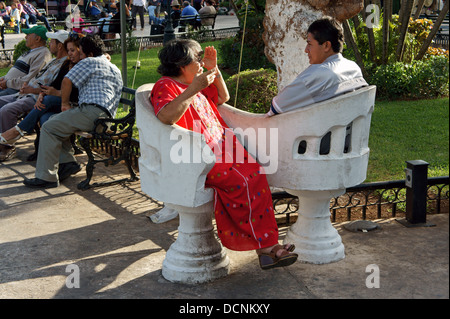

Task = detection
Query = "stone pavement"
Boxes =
[0,137,448,301]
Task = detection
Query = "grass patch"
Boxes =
[367,98,449,182]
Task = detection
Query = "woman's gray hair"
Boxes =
[157,39,202,77]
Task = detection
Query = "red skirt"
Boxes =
[205,130,279,251]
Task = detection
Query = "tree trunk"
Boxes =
[382,0,393,64]
[413,0,426,19]
[362,0,377,63]
[395,0,415,61]
[343,19,369,79]
[415,0,449,60]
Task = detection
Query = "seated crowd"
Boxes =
[0,27,122,189]
[149,0,217,30]
[1,0,54,33]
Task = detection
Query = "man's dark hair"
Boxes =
[80,35,105,57]
[307,18,344,53]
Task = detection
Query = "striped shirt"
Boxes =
[21,3,39,15]
[65,55,123,117]
[18,56,68,101]
[2,46,52,90]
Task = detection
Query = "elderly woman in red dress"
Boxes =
[150,39,298,270]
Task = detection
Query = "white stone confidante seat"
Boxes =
[136,83,376,282]
[136,84,229,284]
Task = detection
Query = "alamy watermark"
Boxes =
[169,123,279,174]
[366,4,381,29]
[65,264,80,289]
[365,264,380,288]
[65,4,82,30]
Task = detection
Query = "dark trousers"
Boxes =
[131,5,145,28]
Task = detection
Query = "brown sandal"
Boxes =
[284,243,296,252]
[258,244,298,270]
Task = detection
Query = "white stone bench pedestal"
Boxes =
[161,202,230,284]
[284,189,345,264]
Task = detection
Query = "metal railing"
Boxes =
[102,27,240,53]
[272,176,449,225]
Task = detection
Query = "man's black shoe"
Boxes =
[58,162,82,182]
[23,178,59,189]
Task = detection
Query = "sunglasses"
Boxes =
[195,51,204,63]
[69,31,85,40]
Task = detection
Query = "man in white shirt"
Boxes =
[131,0,146,30]
[267,18,368,116]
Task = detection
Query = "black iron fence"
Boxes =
[272,176,449,224]
[102,27,240,53]
[432,33,449,50]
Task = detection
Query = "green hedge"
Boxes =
[225,68,278,113]
[224,56,448,103]
[369,56,449,100]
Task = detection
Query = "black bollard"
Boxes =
[398,160,435,227]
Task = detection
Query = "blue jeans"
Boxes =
[23,13,52,31]
[0,88,19,97]
[18,95,61,133]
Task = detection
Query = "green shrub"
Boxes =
[225,68,278,113]
[13,40,28,63]
[369,55,449,100]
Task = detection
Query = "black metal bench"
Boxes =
[150,13,217,35]
[77,17,134,39]
[75,86,139,190]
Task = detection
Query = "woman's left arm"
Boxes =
[203,46,230,105]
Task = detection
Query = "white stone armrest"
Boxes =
[136,84,215,208]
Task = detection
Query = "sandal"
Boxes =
[284,243,295,252]
[258,244,298,270]
[0,126,24,145]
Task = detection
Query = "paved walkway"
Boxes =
[1,15,240,51]
[0,138,448,300]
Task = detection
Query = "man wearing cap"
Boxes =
[20,0,53,31]
[0,30,69,161]
[0,25,52,97]
[23,35,123,188]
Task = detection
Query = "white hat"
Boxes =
[171,0,180,6]
[46,30,70,43]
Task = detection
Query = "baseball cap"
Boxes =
[23,25,48,41]
[46,30,70,43]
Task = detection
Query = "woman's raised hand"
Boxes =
[191,68,218,92]
[202,46,217,71]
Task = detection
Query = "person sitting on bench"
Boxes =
[23,35,123,188]
[267,18,368,117]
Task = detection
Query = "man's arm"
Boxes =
[61,77,73,112]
